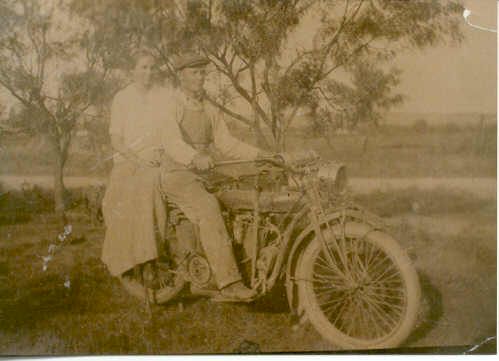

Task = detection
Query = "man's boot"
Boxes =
[214,280,256,302]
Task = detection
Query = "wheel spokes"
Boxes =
[310,232,408,340]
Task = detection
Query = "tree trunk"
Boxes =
[53,152,66,219]
[273,115,286,152]
[274,131,286,152]
[50,130,71,223]
[253,119,271,150]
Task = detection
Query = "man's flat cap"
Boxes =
[173,51,209,71]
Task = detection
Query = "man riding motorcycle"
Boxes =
[159,51,270,301]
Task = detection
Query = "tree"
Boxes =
[0,0,118,217]
[312,61,405,134]
[0,101,10,136]
[74,0,464,151]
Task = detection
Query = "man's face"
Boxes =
[133,55,155,88]
[179,66,207,94]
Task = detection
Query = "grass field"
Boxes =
[0,123,496,178]
[0,116,496,354]
[0,187,495,354]
[282,124,496,178]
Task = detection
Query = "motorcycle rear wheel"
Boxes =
[296,221,420,350]
[120,263,186,304]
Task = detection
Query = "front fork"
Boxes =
[303,182,353,284]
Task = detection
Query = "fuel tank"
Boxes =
[216,189,303,213]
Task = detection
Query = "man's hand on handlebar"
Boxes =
[191,153,214,171]
[256,151,285,166]
[256,150,272,159]
[147,160,161,168]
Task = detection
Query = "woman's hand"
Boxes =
[191,153,213,171]
[111,134,144,166]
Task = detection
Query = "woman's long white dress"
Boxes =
[101,84,168,276]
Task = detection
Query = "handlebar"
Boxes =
[153,152,316,174]
[213,155,286,168]
[161,155,286,172]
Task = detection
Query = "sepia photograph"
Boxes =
[0,0,496,355]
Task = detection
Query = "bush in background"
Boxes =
[0,183,106,225]
[412,118,429,133]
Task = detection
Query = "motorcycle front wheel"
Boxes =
[296,221,420,350]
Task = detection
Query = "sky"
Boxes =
[394,0,497,114]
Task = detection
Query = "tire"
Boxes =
[296,221,420,350]
[120,262,186,304]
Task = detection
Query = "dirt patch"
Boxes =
[387,207,496,349]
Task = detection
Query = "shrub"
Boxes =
[0,184,51,224]
[412,118,429,133]
[0,184,106,225]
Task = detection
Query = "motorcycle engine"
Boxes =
[256,245,279,277]
[187,254,212,287]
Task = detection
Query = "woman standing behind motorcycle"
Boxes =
[101,51,169,286]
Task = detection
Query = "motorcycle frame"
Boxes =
[164,159,386,312]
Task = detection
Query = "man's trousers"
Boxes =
[160,169,241,288]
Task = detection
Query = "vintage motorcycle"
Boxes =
[120,152,421,350]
